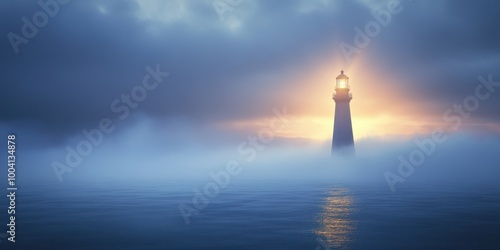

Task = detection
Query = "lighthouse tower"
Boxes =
[332,70,355,156]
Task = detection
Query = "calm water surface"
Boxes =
[3,181,500,249]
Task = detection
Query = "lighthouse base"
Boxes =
[331,100,355,157]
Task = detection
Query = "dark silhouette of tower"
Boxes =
[332,70,355,156]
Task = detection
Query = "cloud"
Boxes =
[0,0,499,146]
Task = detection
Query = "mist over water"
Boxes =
[4,117,500,249]
[12,116,500,189]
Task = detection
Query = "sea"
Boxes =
[2,180,500,250]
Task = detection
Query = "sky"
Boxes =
[1,0,500,185]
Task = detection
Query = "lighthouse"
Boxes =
[332,70,355,156]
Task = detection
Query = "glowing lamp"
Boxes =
[335,70,349,89]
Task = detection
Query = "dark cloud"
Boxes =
[1,0,499,142]
[364,0,500,113]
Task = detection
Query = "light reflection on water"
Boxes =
[315,188,355,250]
[9,183,500,249]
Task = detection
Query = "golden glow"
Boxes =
[215,54,455,141]
[315,188,354,249]
[275,55,445,140]
[336,78,349,89]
